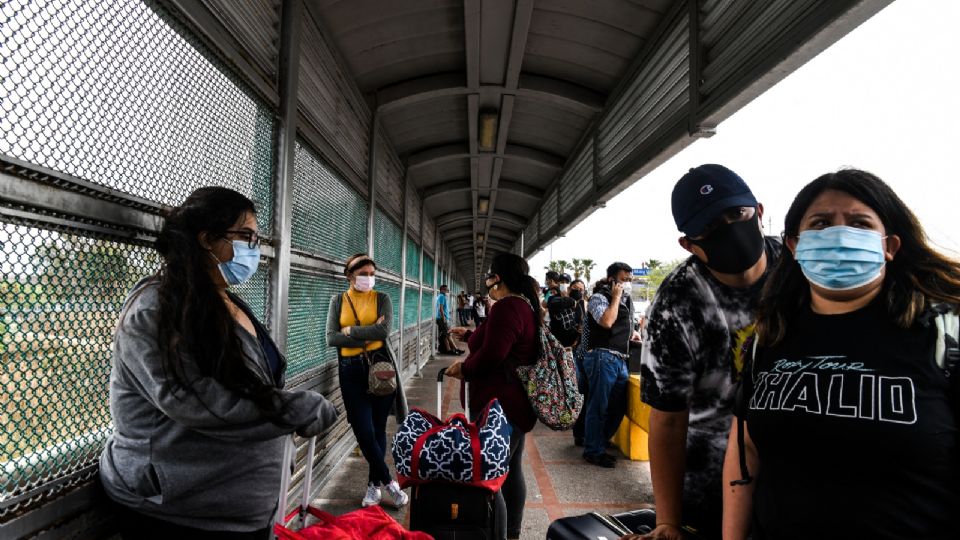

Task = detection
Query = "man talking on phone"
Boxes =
[581,262,640,468]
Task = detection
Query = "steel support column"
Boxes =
[398,175,409,373]
[366,111,379,256]
[269,0,301,354]
[272,0,302,525]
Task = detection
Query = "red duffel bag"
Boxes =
[274,504,432,540]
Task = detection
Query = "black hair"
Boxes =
[570,279,585,288]
[153,186,285,417]
[344,253,377,275]
[545,270,560,281]
[490,252,543,326]
[606,261,632,278]
[757,169,960,345]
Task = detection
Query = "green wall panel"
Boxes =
[376,279,402,328]
[292,139,368,259]
[405,237,420,279]
[287,271,344,375]
[423,256,435,284]
[374,209,403,275]
[403,286,420,329]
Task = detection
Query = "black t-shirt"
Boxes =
[548,295,579,347]
[745,301,960,540]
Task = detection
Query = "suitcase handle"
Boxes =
[436,367,469,421]
[276,435,317,531]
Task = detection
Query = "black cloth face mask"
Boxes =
[689,213,764,274]
[569,289,584,300]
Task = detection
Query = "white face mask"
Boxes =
[354,275,375,292]
[559,284,569,293]
[620,281,633,295]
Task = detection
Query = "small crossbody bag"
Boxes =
[343,293,397,396]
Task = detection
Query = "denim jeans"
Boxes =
[581,349,629,457]
[339,355,395,485]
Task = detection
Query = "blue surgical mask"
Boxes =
[794,226,886,291]
[215,241,261,286]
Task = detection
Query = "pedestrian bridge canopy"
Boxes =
[0,0,890,536]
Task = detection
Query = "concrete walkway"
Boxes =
[311,347,654,538]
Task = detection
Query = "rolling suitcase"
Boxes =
[545,512,633,540]
[407,368,506,539]
[546,508,705,540]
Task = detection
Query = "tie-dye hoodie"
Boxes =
[640,236,780,526]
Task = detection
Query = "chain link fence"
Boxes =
[0,0,463,523]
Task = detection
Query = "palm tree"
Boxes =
[544,260,565,274]
[570,258,584,279]
[581,259,596,282]
[555,259,569,276]
[645,259,662,270]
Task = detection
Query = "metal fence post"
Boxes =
[273,0,302,524]
[270,0,301,356]
[398,175,408,373]
[415,199,425,377]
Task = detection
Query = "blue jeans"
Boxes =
[582,349,629,456]
[339,355,395,485]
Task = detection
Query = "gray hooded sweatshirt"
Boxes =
[99,278,338,531]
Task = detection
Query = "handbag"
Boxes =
[274,504,431,540]
[343,292,397,396]
[392,397,512,493]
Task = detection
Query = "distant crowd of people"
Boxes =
[98,164,959,540]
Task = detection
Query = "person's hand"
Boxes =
[611,281,624,298]
[343,326,352,336]
[626,523,685,540]
[631,330,642,343]
[445,361,464,380]
[376,315,385,324]
[449,326,468,340]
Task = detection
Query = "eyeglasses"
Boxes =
[224,229,261,249]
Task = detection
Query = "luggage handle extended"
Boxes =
[436,367,469,422]
[275,434,317,532]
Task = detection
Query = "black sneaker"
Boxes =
[583,453,615,468]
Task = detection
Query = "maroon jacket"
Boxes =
[460,296,538,433]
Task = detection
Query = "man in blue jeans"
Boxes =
[582,262,640,467]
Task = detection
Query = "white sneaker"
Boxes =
[383,480,409,508]
[361,483,381,507]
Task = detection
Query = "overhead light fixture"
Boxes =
[478,109,498,152]
[477,233,485,242]
[478,197,489,215]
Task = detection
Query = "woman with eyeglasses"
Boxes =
[722,170,960,540]
[326,254,409,509]
[100,187,338,539]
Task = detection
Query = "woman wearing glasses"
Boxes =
[326,254,409,509]
[100,187,338,539]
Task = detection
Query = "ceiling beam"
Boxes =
[408,143,564,174]
[421,178,543,202]
[377,73,604,116]
[435,209,526,230]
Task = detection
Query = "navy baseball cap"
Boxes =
[671,164,758,237]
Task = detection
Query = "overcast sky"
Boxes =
[529,0,960,280]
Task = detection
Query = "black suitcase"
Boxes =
[409,482,503,539]
[546,508,656,539]
[407,368,506,539]
[546,512,631,539]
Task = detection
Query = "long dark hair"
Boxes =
[490,252,543,326]
[154,187,282,415]
[756,169,960,346]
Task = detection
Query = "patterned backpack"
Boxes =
[515,320,584,431]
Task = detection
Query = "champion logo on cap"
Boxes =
[700,184,714,195]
